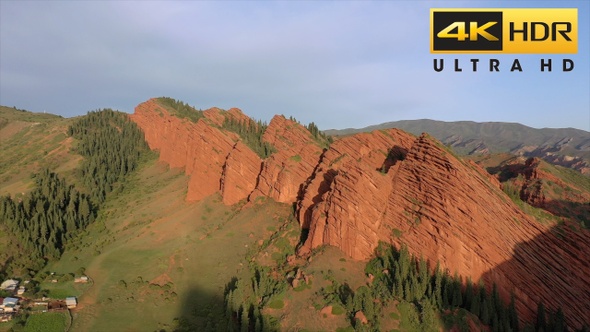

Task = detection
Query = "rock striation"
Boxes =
[249,115,324,203]
[130,98,590,329]
[297,133,590,329]
[220,141,262,205]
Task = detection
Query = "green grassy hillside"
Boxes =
[0,106,81,196]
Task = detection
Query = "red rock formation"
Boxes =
[482,221,590,329]
[131,100,324,206]
[492,157,590,211]
[467,159,502,190]
[249,115,323,203]
[220,141,262,205]
[297,128,416,229]
[517,157,588,209]
[298,133,590,329]
[203,107,252,128]
[131,98,590,328]
[131,99,254,202]
[202,107,226,126]
[227,107,252,124]
[354,311,368,325]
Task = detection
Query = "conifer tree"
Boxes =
[536,302,546,332]
[482,299,491,325]
[464,278,474,310]
[508,293,519,332]
[551,307,566,332]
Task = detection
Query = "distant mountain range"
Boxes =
[326,120,590,174]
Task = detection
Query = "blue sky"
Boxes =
[1,1,588,131]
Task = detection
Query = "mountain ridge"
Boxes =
[127,98,590,329]
[325,119,590,175]
[326,119,589,138]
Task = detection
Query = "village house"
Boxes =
[74,275,89,283]
[65,297,77,309]
[0,297,19,313]
[0,279,19,293]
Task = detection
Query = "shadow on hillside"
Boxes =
[298,169,337,229]
[173,285,227,332]
[480,224,590,330]
[544,200,590,228]
[379,145,408,173]
[485,164,525,182]
[485,159,590,226]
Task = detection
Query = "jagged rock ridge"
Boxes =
[130,98,590,329]
[130,98,322,206]
[296,132,590,328]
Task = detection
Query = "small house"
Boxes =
[0,279,19,292]
[17,286,25,295]
[1,298,18,313]
[65,297,77,309]
[74,275,89,283]
[2,297,18,307]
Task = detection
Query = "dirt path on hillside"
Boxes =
[69,250,111,330]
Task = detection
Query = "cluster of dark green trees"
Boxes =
[287,116,333,149]
[156,97,204,122]
[223,242,548,331]
[0,170,94,270]
[535,302,569,332]
[222,117,276,159]
[67,108,149,205]
[309,243,523,331]
[320,244,574,332]
[223,264,284,331]
[0,109,149,276]
[358,244,521,331]
[305,121,333,148]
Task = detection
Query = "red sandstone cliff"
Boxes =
[297,133,590,328]
[131,99,264,205]
[221,141,262,205]
[131,99,238,202]
[130,99,323,205]
[503,157,590,209]
[249,115,323,203]
[296,129,416,231]
[130,98,590,328]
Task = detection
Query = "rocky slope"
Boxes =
[249,115,324,203]
[130,99,590,329]
[220,141,262,205]
[483,156,590,227]
[297,133,590,328]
